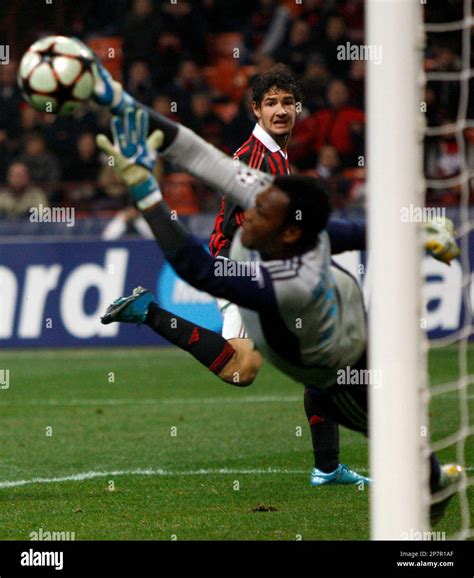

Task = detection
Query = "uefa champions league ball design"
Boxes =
[18,35,94,115]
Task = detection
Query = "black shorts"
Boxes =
[306,350,368,435]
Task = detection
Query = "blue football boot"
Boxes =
[310,464,371,487]
[101,286,155,325]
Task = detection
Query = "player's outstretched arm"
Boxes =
[90,55,270,209]
[96,108,279,314]
[325,216,459,266]
[326,218,366,254]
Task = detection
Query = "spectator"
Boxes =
[243,0,291,63]
[347,59,365,109]
[155,32,182,86]
[314,145,342,178]
[0,60,21,140]
[253,53,277,74]
[160,0,208,65]
[202,0,254,33]
[0,162,48,218]
[162,172,201,216]
[125,60,154,107]
[317,14,352,77]
[274,19,314,75]
[300,0,324,31]
[301,54,329,113]
[166,60,208,121]
[0,61,22,179]
[19,105,46,133]
[82,0,128,36]
[152,94,180,122]
[42,113,94,176]
[427,46,461,121]
[290,79,364,167]
[436,131,461,179]
[17,132,61,183]
[228,85,256,151]
[338,0,364,42]
[65,133,102,183]
[122,0,161,74]
[185,91,225,148]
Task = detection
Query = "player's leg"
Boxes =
[308,351,463,522]
[218,299,367,486]
[216,300,261,385]
[217,337,262,386]
[101,286,259,385]
[304,386,339,473]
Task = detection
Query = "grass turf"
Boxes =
[0,346,472,540]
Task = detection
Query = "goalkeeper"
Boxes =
[93,59,462,523]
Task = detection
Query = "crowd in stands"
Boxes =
[0,0,471,224]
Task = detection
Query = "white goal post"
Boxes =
[367,0,430,538]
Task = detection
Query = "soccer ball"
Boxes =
[18,36,95,115]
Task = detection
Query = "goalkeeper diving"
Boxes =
[89,53,463,526]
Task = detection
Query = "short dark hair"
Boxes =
[274,175,331,252]
[251,64,303,107]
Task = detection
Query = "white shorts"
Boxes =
[217,298,248,340]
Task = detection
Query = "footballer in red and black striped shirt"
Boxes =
[209,69,295,258]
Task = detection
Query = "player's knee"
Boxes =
[218,349,260,387]
[218,362,254,387]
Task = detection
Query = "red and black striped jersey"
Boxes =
[209,124,291,257]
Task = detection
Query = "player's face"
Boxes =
[241,186,294,256]
[252,89,297,143]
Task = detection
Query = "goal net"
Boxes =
[423,0,474,540]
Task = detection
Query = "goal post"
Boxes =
[367,0,429,538]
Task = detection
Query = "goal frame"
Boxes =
[367,0,430,539]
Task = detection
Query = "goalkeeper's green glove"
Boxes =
[73,38,135,114]
[424,218,460,265]
[96,107,165,210]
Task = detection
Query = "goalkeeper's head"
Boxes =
[241,175,331,258]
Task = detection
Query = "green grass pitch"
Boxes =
[0,346,472,540]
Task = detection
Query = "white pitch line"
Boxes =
[0,396,301,407]
[1,392,472,409]
[0,467,317,489]
[1,466,472,490]
[1,389,473,409]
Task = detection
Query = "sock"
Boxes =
[304,386,340,473]
[429,452,442,492]
[146,302,235,375]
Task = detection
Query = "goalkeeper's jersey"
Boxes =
[168,218,367,390]
[228,229,367,388]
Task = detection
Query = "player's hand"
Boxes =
[96,107,165,208]
[72,38,135,113]
[424,218,460,265]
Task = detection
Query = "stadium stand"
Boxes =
[0,0,472,238]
